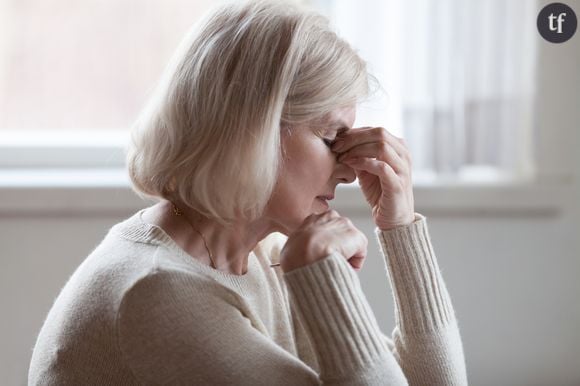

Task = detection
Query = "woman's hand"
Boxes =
[331,127,415,231]
[280,210,368,273]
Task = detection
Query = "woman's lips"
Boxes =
[316,197,330,209]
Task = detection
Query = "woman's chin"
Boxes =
[314,197,330,211]
[275,201,331,235]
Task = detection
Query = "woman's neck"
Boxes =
[142,200,276,275]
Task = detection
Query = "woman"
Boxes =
[29,1,467,384]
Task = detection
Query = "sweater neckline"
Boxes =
[113,208,261,282]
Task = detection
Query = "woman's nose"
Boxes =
[334,161,357,184]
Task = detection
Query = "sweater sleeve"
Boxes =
[283,213,468,386]
[117,270,321,385]
[375,213,468,385]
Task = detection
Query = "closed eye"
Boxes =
[323,138,335,147]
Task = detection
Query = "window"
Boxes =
[1,0,538,185]
[312,0,538,183]
[0,0,219,133]
[0,0,219,170]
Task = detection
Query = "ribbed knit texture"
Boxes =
[375,213,455,335]
[28,209,467,385]
[374,213,468,385]
[284,252,405,383]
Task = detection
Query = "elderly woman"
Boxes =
[29,1,467,385]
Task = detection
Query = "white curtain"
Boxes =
[311,0,538,182]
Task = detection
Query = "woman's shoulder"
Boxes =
[108,208,171,247]
[57,209,208,309]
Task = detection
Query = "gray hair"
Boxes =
[127,0,371,226]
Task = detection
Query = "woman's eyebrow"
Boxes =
[327,119,350,131]
[317,119,350,135]
[330,123,350,136]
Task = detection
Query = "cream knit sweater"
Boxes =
[29,209,467,385]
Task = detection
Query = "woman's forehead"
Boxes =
[327,105,355,124]
[317,105,356,128]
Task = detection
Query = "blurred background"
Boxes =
[1,0,578,385]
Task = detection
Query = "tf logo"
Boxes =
[537,2,577,43]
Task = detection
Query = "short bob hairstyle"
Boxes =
[127,0,371,226]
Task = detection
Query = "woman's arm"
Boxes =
[283,252,409,385]
[317,125,467,384]
[283,214,467,386]
[375,213,468,385]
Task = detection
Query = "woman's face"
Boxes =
[265,105,357,234]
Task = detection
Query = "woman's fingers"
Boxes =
[340,222,368,269]
[348,254,365,271]
[282,209,370,273]
[316,213,368,268]
[332,126,411,165]
[330,127,416,232]
[304,208,340,226]
[343,157,403,192]
[337,141,408,175]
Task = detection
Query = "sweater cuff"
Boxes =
[283,252,389,378]
[375,213,456,335]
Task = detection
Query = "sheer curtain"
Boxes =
[311,0,538,183]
